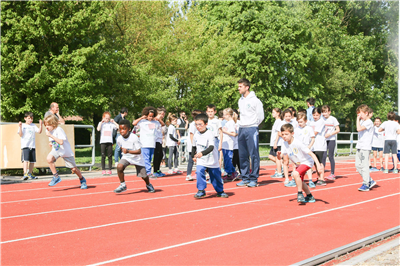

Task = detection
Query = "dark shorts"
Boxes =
[269,146,281,157]
[371,147,383,152]
[295,164,311,181]
[313,151,324,165]
[21,148,36,163]
[383,140,397,154]
[118,159,147,178]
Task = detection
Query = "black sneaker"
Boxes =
[114,184,127,193]
[146,184,155,193]
[316,180,327,186]
[297,193,306,203]
[304,195,316,203]
[194,190,206,198]
[217,192,229,198]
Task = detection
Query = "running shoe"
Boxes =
[146,183,155,193]
[297,193,306,203]
[246,181,259,188]
[167,170,174,175]
[221,170,227,177]
[230,172,239,182]
[379,167,384,172]
[315,180,327,186]
[22,172,29,180]
[304,195,316,203]
[285,180,296,187]
[369,167,379,172]
[217,192,229,198]
[107,170,112,175]
[186,175,194,181]
[80,177,88,189]
[383,169,389,174]
[174,169,183,174]
[157,170,166,177]
[369,179,377,189]
[102,170,106,175]
[48,176,61,186]
[114,184,127,193]
[149,173,157,180]
[308,180,316,188]
[325,174,336,181]
[222,176,229,183]
[194,190,206,198]
[358,184,370,191]
[271,173,284,178]
[393,169,399,174]
[28,173,38,179]
[236,180,250,187]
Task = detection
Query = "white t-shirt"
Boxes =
[233,122,239,150]
[193,129,219,168]
[222,120,236,150]
[207,118,221,138]
[310,118,327,151]
[166,125,178,147]
[291,118,299,129]
[294,126,315,147]
[324,116,340,141]
[397,131,400,151]
[380,121,399,140]
[98,122,117,144]
[18,124,40,149]
[270,119,282,146]
[154,121,163,144]
[48,127,74,157]
[187,121,197,152]
[372,126,384,148]
[117,133,145,166]
[356,119,374,150]
[136,120,160,148]
[281,138,314,168]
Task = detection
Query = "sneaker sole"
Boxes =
[194,194,206,198]
[236,183,249,187]
[48,179,61,187]
[369,183,377,189]
[114,187,127,193]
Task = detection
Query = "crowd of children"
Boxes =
[17,91,400,203]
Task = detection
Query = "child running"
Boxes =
[132,107,161,179]
[44,115,87,189]
[18,112,43,180]
[166,114,182,174]
[310,107,326,186]
[278,123,322,203]
[192,114,228,198]
[355,105,376,191]
[270,108,283,178]
[97,111,119,175]
[321,105,340,180]
[221,108,239,182]
[370,117,384,171]
[294,113,316,188]
[378,111,400,174]
[114,119,155,193]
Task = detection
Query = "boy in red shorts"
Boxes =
[277,124,323,203]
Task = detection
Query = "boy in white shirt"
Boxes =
[18,112,43,180]
[152,107,167,178]
[370,117,384,171]
[378,111,400,174]
[192,114,228,198]
[294,113,316,188]
[277,123,322,203]
[44,115,87,189]
[321,105,340,180]
[206,104,223,155]
[356,105,376,191]
[186,110,202,181]
[114,119,155,193]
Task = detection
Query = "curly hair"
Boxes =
[142,106,158,117]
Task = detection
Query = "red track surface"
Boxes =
[1,160,399,265]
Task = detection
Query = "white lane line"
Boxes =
[0,164,356,194]
[2,178,399,243]
[3,176,398,220]
[87,192,400,265]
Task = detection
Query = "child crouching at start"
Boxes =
[44,115,87,189]
[277,124,323,203]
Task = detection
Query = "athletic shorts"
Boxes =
[383,140,397,154]
[313,151,324,165]
[21,148,36,163]
[49,150,77,168]
[295,164,311,181]
[118,159,147,178]
[371,147,383,152]
[269,146,281,157]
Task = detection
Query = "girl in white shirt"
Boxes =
[221,108,238,181]
[97,112,119,175]
[132,107,161,178]
[310,107,326,186]
[166,114,182,174]
[371,117,384,171]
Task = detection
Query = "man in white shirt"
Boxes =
[236,78,264,188]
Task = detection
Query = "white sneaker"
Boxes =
[167,170,174,175]
[186,175,194,181]
[175,169,183,174]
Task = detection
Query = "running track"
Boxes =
[1,161,399,265]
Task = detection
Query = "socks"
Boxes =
[53,172,59,178]
[306,193,312,198]
[298,192,303,195]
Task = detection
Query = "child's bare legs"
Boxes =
[283,155,290,183]
[47,154,58,175]
[372,151,377,168]
[23,161,29,173]
[384,154,390,169]
[71,167,83,179]
[307,169,312,181]
[29,163,34,174]
[293,171,311,195]
[117,163,126,183]
[379,151,383,169]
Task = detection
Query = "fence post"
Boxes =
[350,133,354,155]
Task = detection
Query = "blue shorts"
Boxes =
[371,147,383,152]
